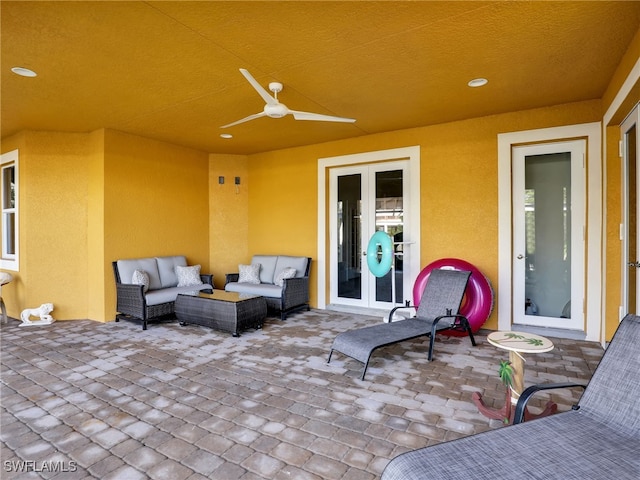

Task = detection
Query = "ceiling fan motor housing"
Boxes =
[264,103,288,118]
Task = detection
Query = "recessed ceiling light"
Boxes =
[468,78,488,88]
[220,133,233,139]
[11,67,37,77]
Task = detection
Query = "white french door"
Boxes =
[329,161,411,310]
[622,105,640,315]
[512,140,585,330]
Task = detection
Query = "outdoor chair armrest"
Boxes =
[199,274,214,291]
[388,303,416,322]
[281,276,309,310]
[115,282,146,318]
[225,273,239,285]
[513,382,587,424]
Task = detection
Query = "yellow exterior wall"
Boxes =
[0,129,210,322]
[101,130,210,321]
[602,28,640,340]
[604,125,623,340]
[87,129,107,321]
[602,27,640,124]
[247,100,601,331]
[0,131,92,320]
[209,153,249,289]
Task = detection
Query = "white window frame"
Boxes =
[1,149,19,271]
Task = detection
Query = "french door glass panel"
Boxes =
[337,173,362,299]
[513,141,584,330]
[374,170,403,304]
[331,162,406,309]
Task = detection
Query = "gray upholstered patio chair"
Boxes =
[381,313,640,480]
[327,269,475,380]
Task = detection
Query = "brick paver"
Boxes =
[1,310,601,478]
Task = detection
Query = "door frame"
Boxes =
[498,123,602,341]
[317,146,421,310]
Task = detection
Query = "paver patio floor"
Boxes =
[1,310,602,479]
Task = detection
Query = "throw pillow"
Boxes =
[176,265,203,287]
[238,263,261,284]
[274,267,297,287]
[131,269,150,292]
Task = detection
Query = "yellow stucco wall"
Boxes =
[246,100,602,331]
[0,131,91,320]
[209,153,249,289]
[602,28,640,340]
[101,130,210,321]
[604,125,623,340]
[0,129,210,322]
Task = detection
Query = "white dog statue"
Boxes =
[20,303,55,326]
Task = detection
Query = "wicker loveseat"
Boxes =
[225,255,311,320]
[381,314,640,480]
[113,255,213,330]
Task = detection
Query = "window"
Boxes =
[1,149,18,271]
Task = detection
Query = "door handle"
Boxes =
[517,254,524,259]
[628,261,640,268]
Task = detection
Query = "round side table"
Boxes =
[473,330,557,424]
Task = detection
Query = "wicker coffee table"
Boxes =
[175,290,267,337]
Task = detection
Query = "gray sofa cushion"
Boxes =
[156,255,187,288]
[225,282,282,298]
[274,255,308,279]
[252,255,278,284]
[117,258,162,290]
[145,284,212,306]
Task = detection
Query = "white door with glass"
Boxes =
[329,161,410,310]
[512,141,585,331]
[622,105,640,315]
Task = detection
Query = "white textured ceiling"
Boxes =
[2,1,640,154]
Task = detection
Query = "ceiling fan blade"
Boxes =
[239,68,278,106]
[220,111,266,129]
[290,110,356,123]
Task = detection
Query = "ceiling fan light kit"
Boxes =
[221,68,356,128]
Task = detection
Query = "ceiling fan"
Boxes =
[220,68,356,128]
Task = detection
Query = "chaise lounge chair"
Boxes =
[381,313,640,480]
[327,268,476,380]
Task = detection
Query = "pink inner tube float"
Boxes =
[413,258,494,336]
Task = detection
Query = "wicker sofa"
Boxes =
[225,255,311,320]
[113,255,213,330]
[381,314,640,480]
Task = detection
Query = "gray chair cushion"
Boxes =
[117,258,162,290]
[145,284,212,306]
[225,282,282,298]
[156,255,187,288]
[252,255,278,284]
[274,256,308,279]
